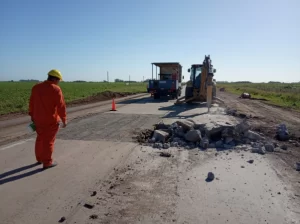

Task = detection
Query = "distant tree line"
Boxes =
[217,81,252,83]
[19,79,40,82]
[114,78,138,83]
[217,81,300,84]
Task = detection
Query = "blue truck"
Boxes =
[147,62,183,99]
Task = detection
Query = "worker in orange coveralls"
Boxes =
[29,69,67,169]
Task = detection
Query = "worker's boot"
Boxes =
[43,161,58,170]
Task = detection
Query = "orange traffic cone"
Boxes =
[111,98,117,111]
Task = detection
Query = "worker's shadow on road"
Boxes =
[159,103,208,119]
[0,163,42,185]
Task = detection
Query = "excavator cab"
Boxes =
[188,64,203,89]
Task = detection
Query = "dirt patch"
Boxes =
[249,97,269,101]
[0,112,27,121]
[218,90,300,170]
[67,91,136,107]
[134,129,154,144]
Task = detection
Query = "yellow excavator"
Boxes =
[175,55,217,109]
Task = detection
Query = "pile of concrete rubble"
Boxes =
[143,119,288,155]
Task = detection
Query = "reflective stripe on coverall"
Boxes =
[29,81,66,167]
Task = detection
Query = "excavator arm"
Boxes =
[175,55,217,106]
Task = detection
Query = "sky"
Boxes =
[0,0,299,82]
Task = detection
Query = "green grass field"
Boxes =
[0,82,147,115]
[217,82,300,110]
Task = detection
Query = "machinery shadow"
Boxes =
[159,102,209,119]
[118,96,172,104]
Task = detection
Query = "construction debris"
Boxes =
[135,129,153,143]
[240,93,251,99]
[265,143,275,152]
[58,217,66,223]
[163,143,170,149]
[89,215,98,220]
[244,130,264,141]
[251,145,266,155]
[206,172,215,182]
[276,124,290,141]
[153,143,163,149]
[135,118,282,158]
[83,203,95,209]
[176,120,194,132]
[185,130,202,142]
[91,191,97,197]
[281,145,288,150]
[296,162,300,171]
[153,130,170,143]
[160,152,172,157]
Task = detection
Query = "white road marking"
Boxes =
[0,138,34,151]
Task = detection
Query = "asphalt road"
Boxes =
[0,94,299,224]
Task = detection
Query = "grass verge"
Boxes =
[217,83,300,110]
[0,82,147,115]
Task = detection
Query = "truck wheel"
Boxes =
[154,93,160,99]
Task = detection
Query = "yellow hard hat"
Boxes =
[48,69,63,80]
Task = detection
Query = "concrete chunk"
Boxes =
[174,126,185,137]
[296,162,300,171]
[251,146,266,155]
[193,122,206,131]
[153,130,169,143]
[205,121,235,138]
[170,142,179,148]
[225,137,234,144]
[280,145,288,150]
[176,120,194,132]
[265,143,275,152]
[163,143,170,149]
[244,130,264,141]
[208,143,216,148]
[215,140,224,148]
[184,130,202,142]
[153,143,163,149]
[235,121,251,134]
[276,123,289,141]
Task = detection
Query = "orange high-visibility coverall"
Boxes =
[29,81,66,167]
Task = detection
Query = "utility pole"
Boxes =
[107,71,109,82]
[129,75,130,85]
[152,64,153,79]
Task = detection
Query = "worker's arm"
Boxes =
[56,88,67,127]
[29,88,34,121]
